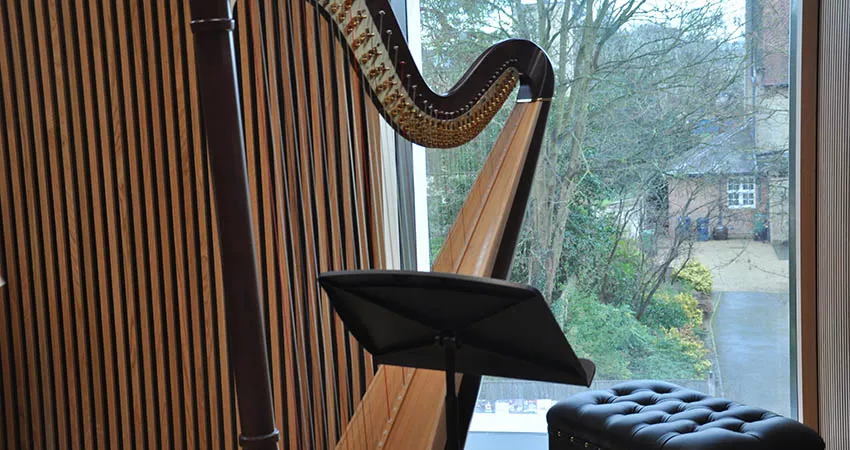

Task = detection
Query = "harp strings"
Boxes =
[318,5,359,450]
[255,2,289,446]
[255,0,316,446]
[251,0,413,447]
[280,0,319,445]
[271,1,313,446]
[331,3,357,450]
[306,1,346,447]
[375,4,409,435]
[340,4,372,449]
[295,0,331,446]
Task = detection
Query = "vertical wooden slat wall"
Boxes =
[817,0,850,447]
[0,1,386,449]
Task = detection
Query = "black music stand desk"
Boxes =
[317,270,595,450]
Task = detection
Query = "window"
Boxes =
[727,177,757,208]
[408,0,798,446]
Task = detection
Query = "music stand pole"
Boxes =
[441,335,460,450]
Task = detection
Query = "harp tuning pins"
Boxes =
[375,78,396,93]
[335,0,353,21]
[360,46,382,64]
[346,10,368,33]
[368,63,388,78]
[352,30,375,50]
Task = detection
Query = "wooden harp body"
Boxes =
[188,0,554,448]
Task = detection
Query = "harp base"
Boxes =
[238,429,280,448]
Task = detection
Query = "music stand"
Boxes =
[318,270,595,450]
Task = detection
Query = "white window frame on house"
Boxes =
[727,176,757,209]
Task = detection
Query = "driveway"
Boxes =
[684,239,792,417]
[688,240,789,293]
[711,291,792,417]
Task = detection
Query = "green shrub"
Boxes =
[675,261,713,294]
[555,286,712,381]
[645,291,684,328]
[630,326,712,379]
[556,286,637,379]
[675,292,703,326]
[644,290,702,329]
[662,326,712,376]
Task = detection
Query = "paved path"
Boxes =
[711,291,791,417]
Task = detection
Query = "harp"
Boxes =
[188,0,553,448]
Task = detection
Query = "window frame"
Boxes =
[795,0,819,430]
[727,176,757,209]
[401,0,822,431]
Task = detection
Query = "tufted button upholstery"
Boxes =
[547,380,825,450]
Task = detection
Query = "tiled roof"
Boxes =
[668,122,755,176]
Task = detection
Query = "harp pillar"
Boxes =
[187,1,280,448]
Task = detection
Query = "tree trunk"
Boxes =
[540,0,600,301]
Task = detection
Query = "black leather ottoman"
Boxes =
[547,380,824,450]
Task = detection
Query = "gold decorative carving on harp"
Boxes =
[188,0,553,448]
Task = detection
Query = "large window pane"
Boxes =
[412,0,795,447]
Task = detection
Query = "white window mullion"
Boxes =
[727,176,756,209]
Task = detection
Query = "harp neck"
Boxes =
[309,0,554,148]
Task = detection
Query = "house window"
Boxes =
[728,177,756,208]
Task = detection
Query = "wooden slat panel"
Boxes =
[75,1,120,446]
[52,3,95,449]
[10,2,48,448]
[30,2,65,448]
[0,5,25,448]
[0,1,388,449]
[818,0,850,447]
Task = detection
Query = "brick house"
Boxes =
[666,122,771,240]
[665,0,789,242]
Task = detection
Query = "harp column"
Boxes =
[187,1,280,449]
